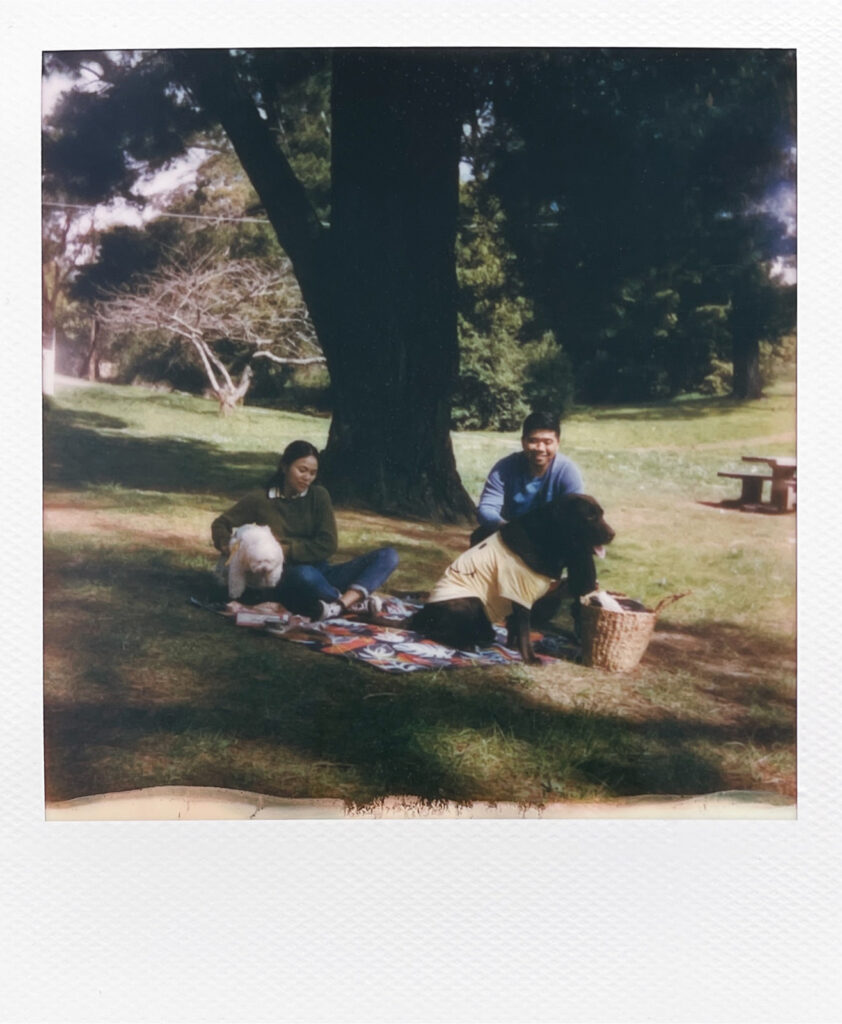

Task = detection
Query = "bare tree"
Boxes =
[99,247,324,413]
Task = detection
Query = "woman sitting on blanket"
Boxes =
[211,440,399,621]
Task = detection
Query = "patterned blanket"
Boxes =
[191,594,581,673]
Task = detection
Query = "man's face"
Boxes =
[522,429,559,474]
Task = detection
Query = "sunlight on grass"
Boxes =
[43,379,796,806]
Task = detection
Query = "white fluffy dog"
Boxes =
[216,523,285,599]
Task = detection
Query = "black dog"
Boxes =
[410,494,615,664]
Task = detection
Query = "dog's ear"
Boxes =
[267,549,285,589]
[549,493,583,530]
[557,495,603,543]
[559,494,598,520]
[227,548,247,599]
[573,496,615,548]
[564,549,598,600]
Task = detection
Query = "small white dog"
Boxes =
[582,589,626,613]
[216,523,285,599]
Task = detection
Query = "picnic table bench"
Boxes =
[717,455,796,512]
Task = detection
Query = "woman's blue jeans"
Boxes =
[276,546,399,616]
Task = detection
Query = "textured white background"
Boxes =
[5,3,841,1021]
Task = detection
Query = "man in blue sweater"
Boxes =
[472,411,585,626]
[476,411,584,531]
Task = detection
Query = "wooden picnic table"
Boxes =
[717,455,796,512]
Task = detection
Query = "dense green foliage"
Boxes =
[454,182,573,429]
[43,48,796,436]
[477,48,796,401]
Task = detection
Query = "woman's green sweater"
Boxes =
[211,485,338,565]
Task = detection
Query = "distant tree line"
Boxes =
[42,48,795,517]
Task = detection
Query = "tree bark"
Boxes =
[732,332,763,399]
[84,316,100,380]
[173,50,328,327]
[42,265,58,396]
[216,364,254,416]
[317,51,474,520]
[730,274,765,399]
[177,49,475,521]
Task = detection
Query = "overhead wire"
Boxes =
[42,200,273,225]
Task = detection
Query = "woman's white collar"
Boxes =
[269,486,308,500]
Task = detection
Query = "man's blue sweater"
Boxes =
[476,451,584,527]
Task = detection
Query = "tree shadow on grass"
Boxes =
[43,546,796,806]
[44,406,273,496]
[696,499,794,518]
[643,620,796,747]
[587,395,758,422]
[648,620,795,684]
[49,408,130,431]
[44,671,734,806]
[42,407,466,536]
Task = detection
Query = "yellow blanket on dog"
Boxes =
[426,532,555,624]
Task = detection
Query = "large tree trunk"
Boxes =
[178,49,475,522]
[732,332,763,398]
[730,272,766,400]
[317,51,474,520]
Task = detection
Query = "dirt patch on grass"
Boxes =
[337,508,473,550]
[45,505,209,553]
[523,624,794,725]
[647,623,796,680]
[44,503,474,551]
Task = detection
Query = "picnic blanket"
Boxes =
[190,594,581,673]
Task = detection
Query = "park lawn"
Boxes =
[42,379,796,807]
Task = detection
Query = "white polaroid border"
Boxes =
[6,3,841,1022]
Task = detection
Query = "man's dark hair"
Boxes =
[522,411,560,438]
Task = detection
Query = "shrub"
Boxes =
[698,356,734,396]
[522,332,574,418]
[451,321,529,431]
[454,182,574,430]
[760,333,796,386]
[248,362,332,415]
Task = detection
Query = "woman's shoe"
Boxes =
[346,594,383,616]
[313,600,344,622]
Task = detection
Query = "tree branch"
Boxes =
[189,336,223,394]
[202,341,236,391]
[171,49,326,303]
[252,352,326,365]
[97,248,323,410]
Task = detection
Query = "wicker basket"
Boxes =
[579,591,688,672]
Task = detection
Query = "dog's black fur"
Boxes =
[410,494,615,664]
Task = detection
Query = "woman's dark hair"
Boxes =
[267,440,320,488]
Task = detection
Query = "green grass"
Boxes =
[43,379,797,807]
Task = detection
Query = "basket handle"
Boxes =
[653,591,691,616]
